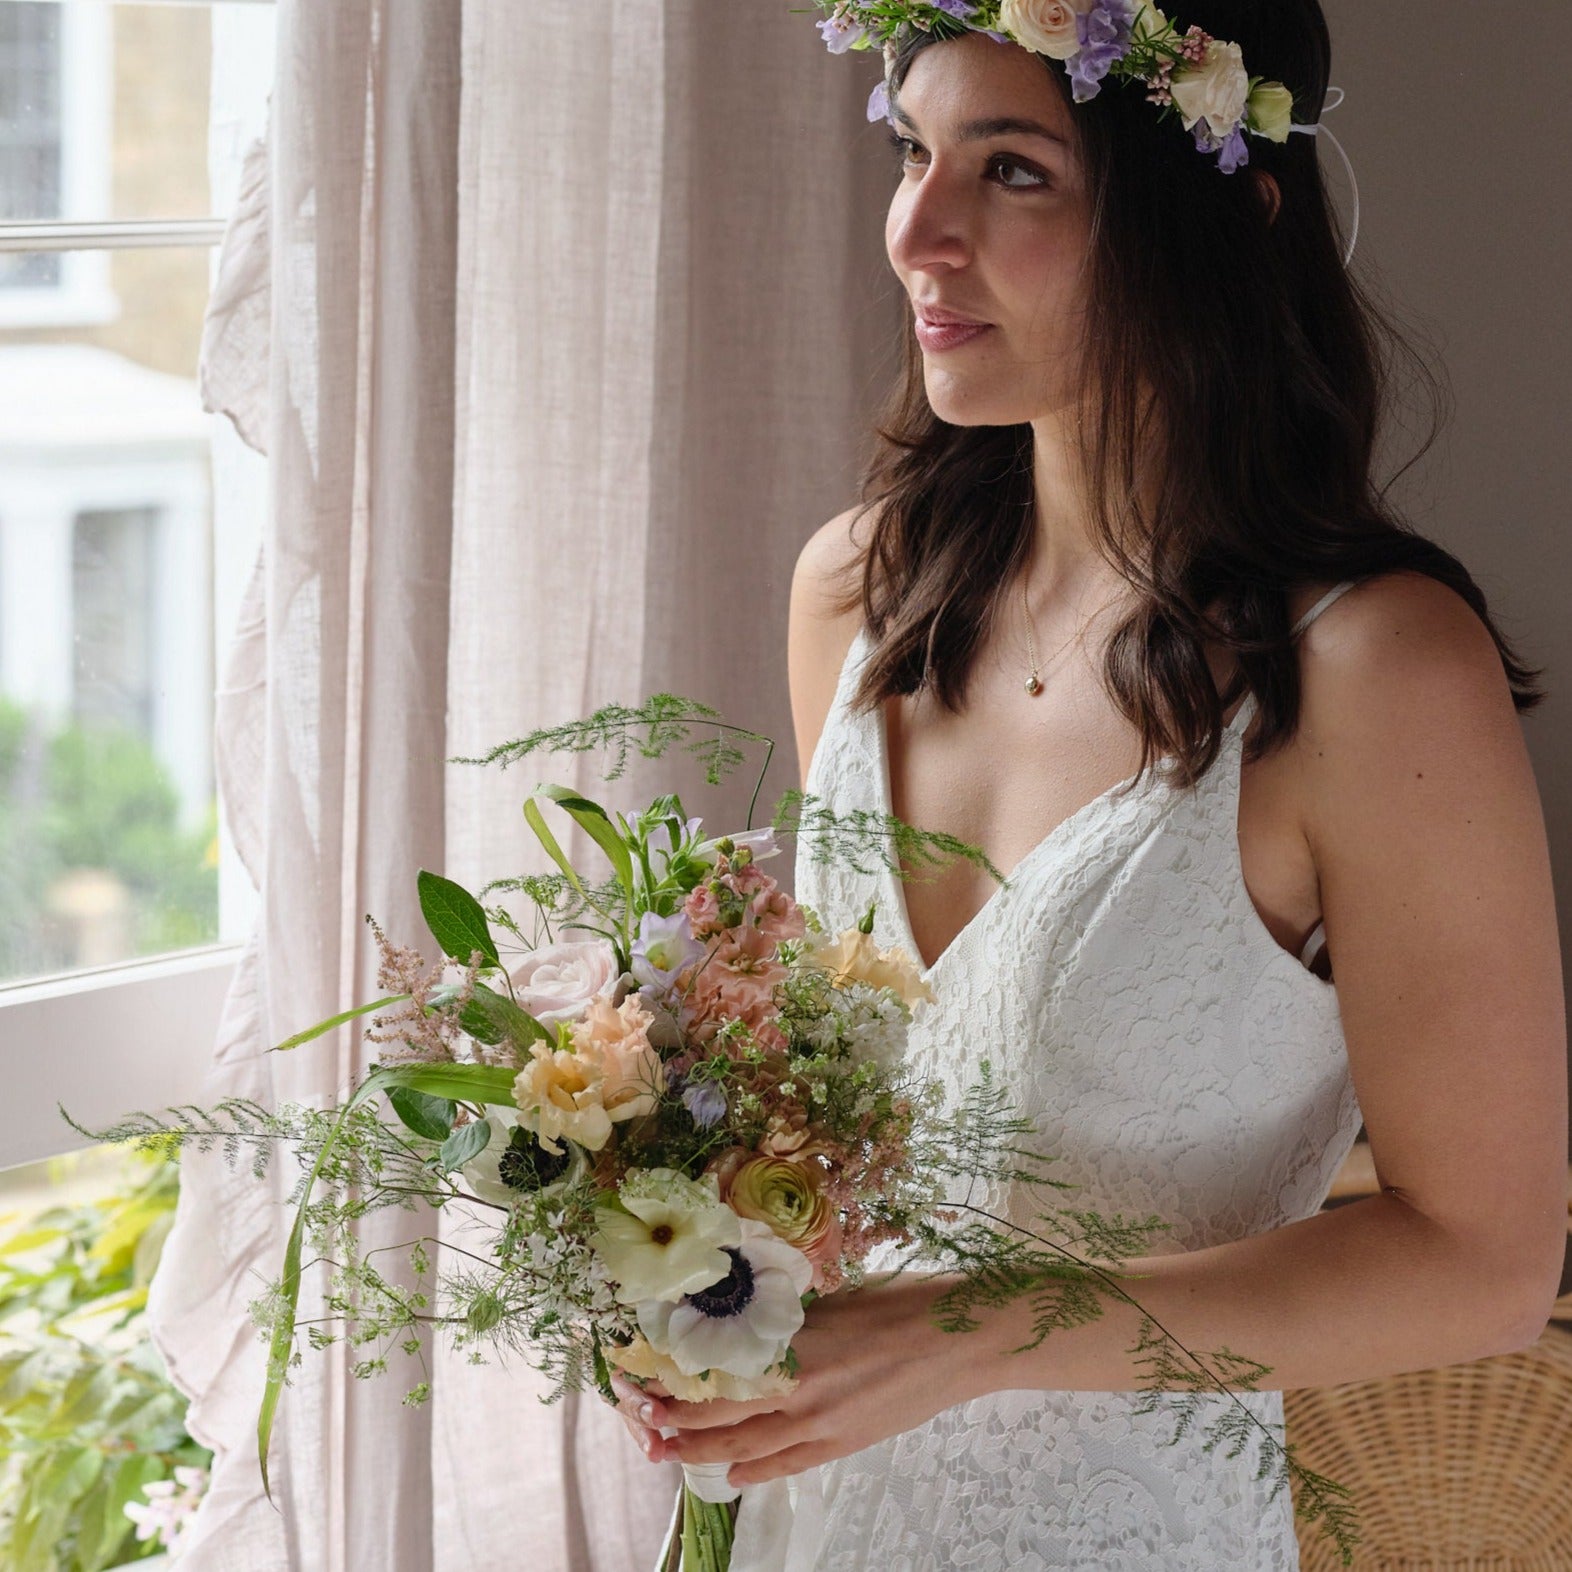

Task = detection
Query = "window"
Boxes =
[0,2,114,325]
[0,0,276,1176]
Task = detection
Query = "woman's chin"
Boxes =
[923,382,1032,428]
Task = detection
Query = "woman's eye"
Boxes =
[883,130,1047,191]
[987,154,1050,190]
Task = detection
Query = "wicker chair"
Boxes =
[1284,1159,1572,1571]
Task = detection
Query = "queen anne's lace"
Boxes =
[729,595,1363,1571]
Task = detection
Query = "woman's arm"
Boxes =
[650,571,1567,1486]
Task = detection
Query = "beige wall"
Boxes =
[1320,2,1570,1149]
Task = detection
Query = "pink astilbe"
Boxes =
[362,918,484,1064]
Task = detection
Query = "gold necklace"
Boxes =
[1021,575,1078,696]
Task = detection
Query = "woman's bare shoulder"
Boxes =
[787,503,879,791]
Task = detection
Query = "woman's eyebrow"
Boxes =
[891,104,1069,147]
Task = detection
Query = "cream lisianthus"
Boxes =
[568,993,665,1123]
[512,1041,613,1155]
[998,0,1090,61]
[607,1331,798,1405]
[592,1168,742,1304]
[809,926,936,1007]
[1246,80,1294,143]
[1170,38,1251,140]
[637,1219,813,1381]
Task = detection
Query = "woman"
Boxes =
[612,4,1567,1566]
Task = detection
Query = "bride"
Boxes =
[611,3,1567,1566]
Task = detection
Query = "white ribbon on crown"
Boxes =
[1288,85,1359,265]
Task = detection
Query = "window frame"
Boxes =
[0,0,274,1173]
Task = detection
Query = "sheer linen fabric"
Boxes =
[146,2,895,1567]
[728,587,1367,1571]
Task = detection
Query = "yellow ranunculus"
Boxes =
[723,1157,835,1253]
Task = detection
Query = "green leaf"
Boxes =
[0,1226,66,1257]
[82,1453,164,1571]
[438,1118,491,1173]
[386,1087,456,1143]
[272,994,408,1052]
[257,1059,522,1498]
[416,869,500,967]
[456,982,550,1051]
[529,784,635,900]
[522,797,588,901]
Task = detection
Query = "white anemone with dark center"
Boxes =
[636,1217,814,1381]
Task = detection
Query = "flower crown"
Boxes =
[812,1,1300,174]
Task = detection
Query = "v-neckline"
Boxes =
[857,627,1255,979]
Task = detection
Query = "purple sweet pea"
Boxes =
[681,1081,728,1129]
[931,0,978,17]
[818,13,869,54]
[1067,0,1136,102]
[867,78,893,124]
[1216,126,1250,174]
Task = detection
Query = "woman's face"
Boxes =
[884,31,1093,428]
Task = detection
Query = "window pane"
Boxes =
[0,1,264,232]
[0,2,63,253]
[0,246,220,982]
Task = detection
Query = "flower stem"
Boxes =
[679,1486,737,1572]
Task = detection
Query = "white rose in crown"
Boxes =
[1170,38,1251,140]
[507,936,620,1024]
[998,0,1091,61]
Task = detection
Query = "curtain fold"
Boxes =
[150,2,895,1566]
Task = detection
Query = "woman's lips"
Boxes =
[913,317,994,352]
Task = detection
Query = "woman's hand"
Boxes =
[640,1273,989,1488]
[609,1371,673,1463]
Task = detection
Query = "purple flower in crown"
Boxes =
[867,78,893,124]
[1067,0,1136,103]
[818,11,869,54]
[931,0,979,16]
[1216,126,1250,174]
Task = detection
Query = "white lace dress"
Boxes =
[727,582,1366,1571]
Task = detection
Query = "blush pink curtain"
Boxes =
[148,2,895,1568]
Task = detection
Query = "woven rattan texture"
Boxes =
[1286,1322,1572,1570]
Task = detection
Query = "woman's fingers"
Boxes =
[658,1391,790,1431]
[608,1372,668,1461]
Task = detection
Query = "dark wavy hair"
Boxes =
[835,0,1545,789]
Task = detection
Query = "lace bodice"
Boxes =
[728,583,1366,1571]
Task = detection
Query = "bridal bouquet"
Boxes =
[72,697,1359,1570]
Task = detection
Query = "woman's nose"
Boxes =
[887,164,974,274]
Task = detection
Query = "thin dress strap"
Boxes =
[1290,579,1362,638]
